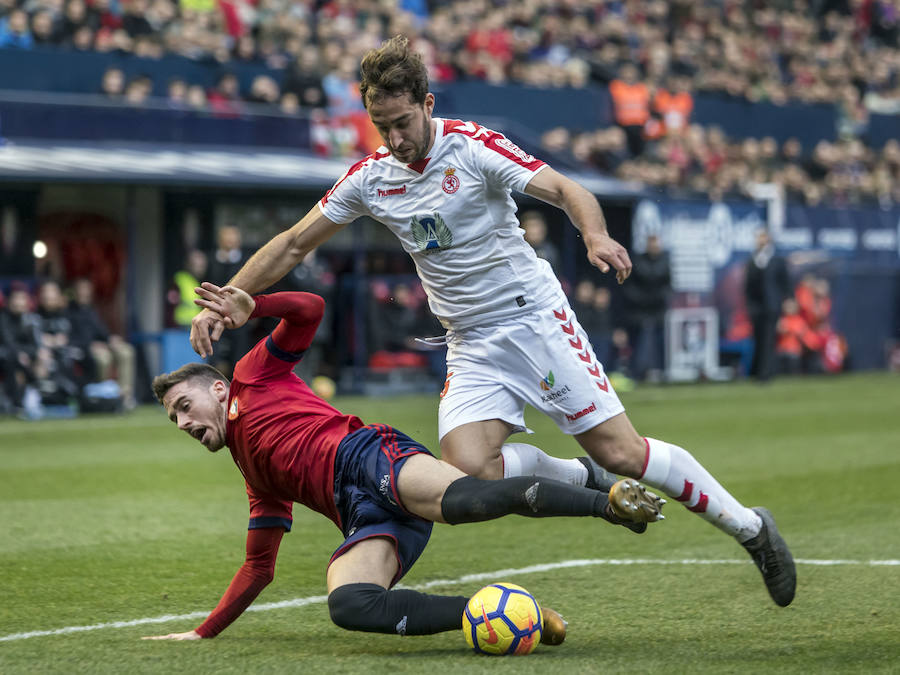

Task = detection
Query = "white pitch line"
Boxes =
[1,557,897,643]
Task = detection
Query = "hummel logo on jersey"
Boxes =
[565,402,597,422]
[410,213,453,252]
[377,185,407,197]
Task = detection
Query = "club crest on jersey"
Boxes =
[410,212,452,253]
[442,166,460,194]
[228,397,240,420]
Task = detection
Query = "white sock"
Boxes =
[501,442,588,486]
[641,437,762,541]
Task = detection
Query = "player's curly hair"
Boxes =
[359,35,429,109]
[152,363,229,404]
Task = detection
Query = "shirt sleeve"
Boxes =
[246,482,294,532]
[194,526,285,638]
[318,155,370,224]
[233,292,326,384]
[467,124,547,192]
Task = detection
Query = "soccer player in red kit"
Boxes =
[144,285,662,641]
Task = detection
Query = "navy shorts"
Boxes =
[329,424,433,587]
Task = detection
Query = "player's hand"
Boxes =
[190,307,225,358]
[194,283,256,331]
[141,630,202,640]
[584,232,632,284]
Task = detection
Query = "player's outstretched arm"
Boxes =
[143,528,284,640]
[189,207,344,356]
[524,167,632,284]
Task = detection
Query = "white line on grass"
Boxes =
[2,557,897,643]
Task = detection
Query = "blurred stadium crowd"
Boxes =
[1,0,894,415]
[2,0,900,204]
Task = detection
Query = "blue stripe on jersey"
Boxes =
[265,335,306,363]
[248,516,293,531]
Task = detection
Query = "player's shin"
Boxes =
[640,437,761,540]
[328,583,468,635]
[440,475,608,524]
[501,442,590,486]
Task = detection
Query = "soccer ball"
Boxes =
[462,583,543,655]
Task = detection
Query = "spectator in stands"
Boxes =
[207,72,243,117]
[247,75,280,106]
[207,226,250,375]
[0,8,34,48]
[186,84,208,109]
[31,10,61,46]
[0,286,42,413]
[35,280,81,404]
[279,92,301,115]
[60,0,90,44]
[520,210,560,275]
[775,298,806,375]
[167,249,208,329]
[70,25,94,50]
[283,45,327,110]
[100,66,125,99]
[745,229,790,382]
[124,74,153,105]
[623,234,671,381]
[122,0,153,39]
[68,277,137,408]
[574,280,618,372]
[279,248,335,382]
[649,74,694,139]
[166,77,188,108]
[609,63,651,157]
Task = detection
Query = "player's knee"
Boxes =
[441,450,502,479]
[589,437,646,477]
[327,583,385,632]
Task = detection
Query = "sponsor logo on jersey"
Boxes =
[410,212,453,252]
[377,185,407,197]
[540,384,571,403]
[228,397,240,420]
[539,370,555,391]
[494,137,535,164]
[442,166,460,194]
[565,402,597,422]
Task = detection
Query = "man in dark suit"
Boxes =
[745,229,790,381]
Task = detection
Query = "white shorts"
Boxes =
[438,296,625,440]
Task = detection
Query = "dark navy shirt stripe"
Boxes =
[248,516,293,531]
[265,335,306,363]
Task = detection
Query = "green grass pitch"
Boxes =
[1,373,899,673]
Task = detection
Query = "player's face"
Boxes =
[368,92,436,164]
[163,378,228,452]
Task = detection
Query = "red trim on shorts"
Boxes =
[328,533,404,587]
[640,437,651,478]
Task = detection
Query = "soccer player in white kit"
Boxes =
[191,36,796,607]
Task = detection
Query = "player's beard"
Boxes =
[394,112,432,163]
[410,113,431,162]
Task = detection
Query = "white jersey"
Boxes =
[318,117,563,331]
